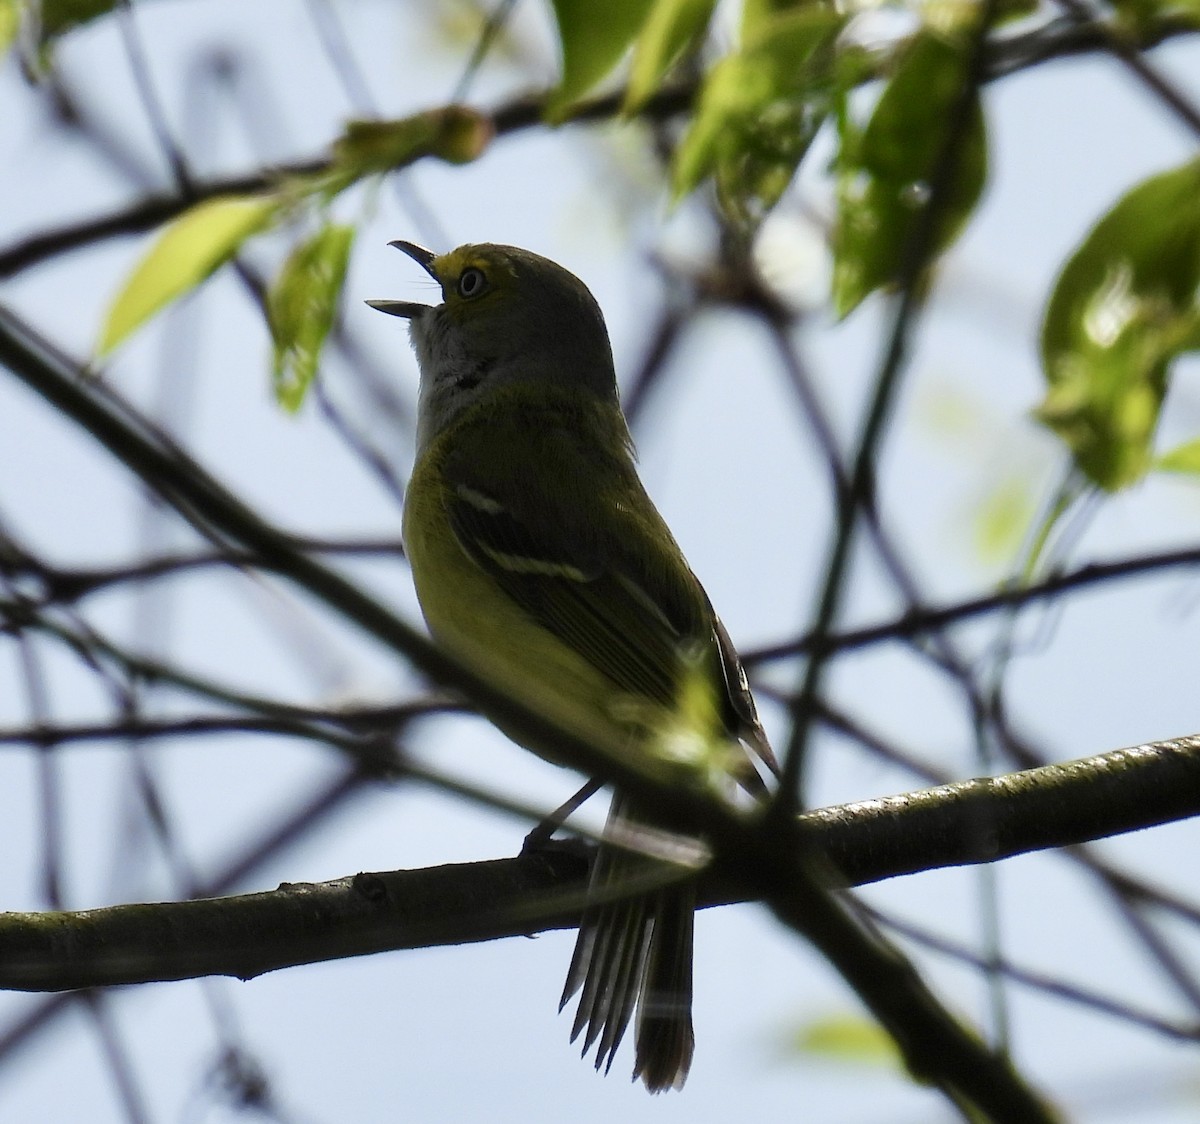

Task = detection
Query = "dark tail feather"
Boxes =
[634,881,695,1091]
[559,795,696,1092]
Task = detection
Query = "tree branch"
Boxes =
[3,733,1196,992]
[746,544,1200,664]
[1,20,1195,282]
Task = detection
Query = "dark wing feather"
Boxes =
[713,615,779,782]
[444,481,697,710]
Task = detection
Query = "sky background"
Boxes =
[2,2,1200,1121]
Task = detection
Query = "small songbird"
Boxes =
[370,241,776,1092]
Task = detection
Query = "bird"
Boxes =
[369,240,776,1091]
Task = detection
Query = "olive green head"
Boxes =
[370,241,619,451]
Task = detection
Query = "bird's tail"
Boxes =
[559,794,696,1092]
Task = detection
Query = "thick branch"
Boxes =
[3,734,1196,992]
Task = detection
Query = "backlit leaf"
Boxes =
[832,30,987,317]
[1156,437,1200,475]
[98,194,279,356]
[974,475,1037,564]
[268,224,355,413]
[672,8,842,226]
[546,0,654,119]
[38,0,117,39]
[1111,0,1200,36]
[318,108,493,198]
[742,0,809,40]
[0,0,18,56]
[792,1013,900,1066]
[624,0,716,113]
[1038,159,1200,490]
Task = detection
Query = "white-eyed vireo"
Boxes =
[370,241,776,1092]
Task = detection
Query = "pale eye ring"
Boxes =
[457,267,486,299]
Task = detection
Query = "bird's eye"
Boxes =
[457,267,487,299]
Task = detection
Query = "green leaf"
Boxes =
[741,0,807,40]
[832,30,987,317]
[672,9,842,226]
[1111,0,1200,37]
[98,194,279,356]
[0,0,19,57]
[317,108,493,198]
[974,475,1037,564]
[38,0,117,39]
[791,1013,900,1066]
[1038,159,1200,490]
[268,224,355,413]
[624,0,716,112]
[1155,438,1200,475]
[5,0,122,74]
[546,0,654,119]
[922,0,1038,34]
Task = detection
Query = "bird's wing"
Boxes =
[713,615,779,779]
[440,409,774,791]
[440,472,701,712]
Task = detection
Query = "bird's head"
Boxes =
[370,241,618,450]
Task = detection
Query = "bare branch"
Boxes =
[3,734,1196,989]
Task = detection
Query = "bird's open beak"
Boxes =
[366,240,439,319]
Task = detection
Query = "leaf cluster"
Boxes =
[11,0,1194,520]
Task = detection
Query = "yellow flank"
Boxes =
[403,383,709,780]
